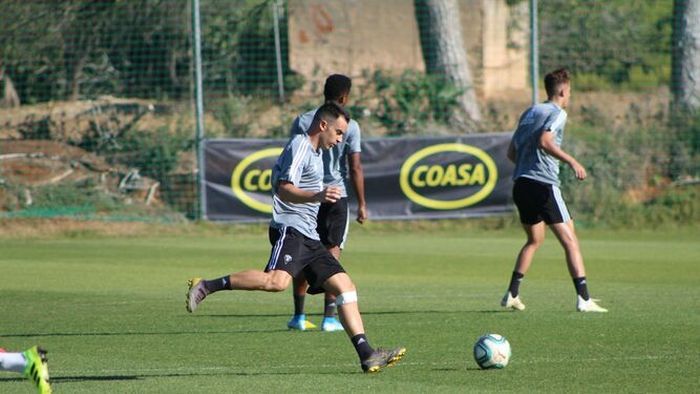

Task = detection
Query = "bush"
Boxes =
[211,95,253,138]
[371,70,464,135]
[105,124,193,182]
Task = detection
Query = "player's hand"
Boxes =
[317,186,341,203]
[356,204,368,224]
[570,160,587,180]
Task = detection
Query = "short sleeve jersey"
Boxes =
[290,108,362,197]
[270,134,323,240]
[511,102,568,186]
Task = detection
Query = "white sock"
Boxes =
[0,352,27,373]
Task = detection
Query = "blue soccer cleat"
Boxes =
[321,316,344,332]
[287,314,317,331]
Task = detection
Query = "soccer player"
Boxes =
[501,68,607,313]
[0,346,52,393]
[186,102,405,373]
[287,74,367,332]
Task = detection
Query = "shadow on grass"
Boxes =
[1,369,360,385]
[0,309,511,338]
[204,309,512,318]
[0,328,288,338]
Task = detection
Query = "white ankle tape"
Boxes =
[336,291,358,306]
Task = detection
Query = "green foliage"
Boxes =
[0,179,122,217]
[1,0,300,104]
[559,114,699,228]
[202,0,300,97]
[103,125,193,182]
[668,112,700,181]
[211,95,253,138]
[371,70,464,135]
[539,0,673,90]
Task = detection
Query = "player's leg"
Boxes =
[322,272,406,373]
[502,178,545,310]
[317,199,348,332]
[549,220,607,312]
[549,220,584,278]
[186,226,299,313]
[187,269,293,312]
[0,346,52,394]
[502,222,544,310]
[287,275,316,330]
[514,221,546,275]
[321,245,343,331]
[544,184,606,312]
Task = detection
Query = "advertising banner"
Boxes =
[204,134,514,221]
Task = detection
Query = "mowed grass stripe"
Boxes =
[1,227,698,392]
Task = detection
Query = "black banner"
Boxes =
[203,134,514,221]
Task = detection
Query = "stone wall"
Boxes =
[287,0,529,99]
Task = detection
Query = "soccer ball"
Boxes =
[473,333,511,369]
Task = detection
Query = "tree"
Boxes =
[539,0,672,90]
[672,0,700,112]
[414,0,481,131]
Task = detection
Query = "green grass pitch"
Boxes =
[1,225,698,392]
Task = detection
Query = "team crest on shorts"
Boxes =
[283,254,293,264]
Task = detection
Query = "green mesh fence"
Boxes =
[0,0,697,224]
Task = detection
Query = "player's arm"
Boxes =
[277,181,341,204]
[507,140,516,163]
[348,152,367,224]
[539,130,586,180]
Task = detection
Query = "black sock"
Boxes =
[293,294,305,316]
[324,297,337,318]
[508,271,525,297]
[351,334,374,361]
[573,277,590,300]
[204,276,232,293]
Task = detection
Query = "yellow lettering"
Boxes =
[411,162,487,188]
[244,169,261,191]
[440,164,457,186]
[412,165,429,187]
[258,169,272,191]
[458,164,472,186]
[426,165,442,187]
[470,164,486,185]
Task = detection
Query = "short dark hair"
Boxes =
[323,74,352,101]
[544,68,570,98]
[314,101,350,124]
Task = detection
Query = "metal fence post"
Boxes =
[272,0,285,103]
[192,0,207,220]
[530,0,539,105]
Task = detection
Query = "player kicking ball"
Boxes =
[0,346,52,393]
[501,68,607,313]
[185,102,405,373]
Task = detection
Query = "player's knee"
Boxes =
[264,272,290,292]
[336,290,358,306]
[561,237,580,253]
[526,237,543,248]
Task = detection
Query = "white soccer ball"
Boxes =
[473,333,511,369]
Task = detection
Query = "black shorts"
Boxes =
[317,197,349,248]
[266,226,346,294]
[512,177,572,225]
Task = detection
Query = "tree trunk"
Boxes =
[415,0,481,131]
[672,0,700,113]
[0,67,21,107]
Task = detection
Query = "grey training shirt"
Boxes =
[270,134,323,240]
[290,108,362,197]
[511,102,568,186]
